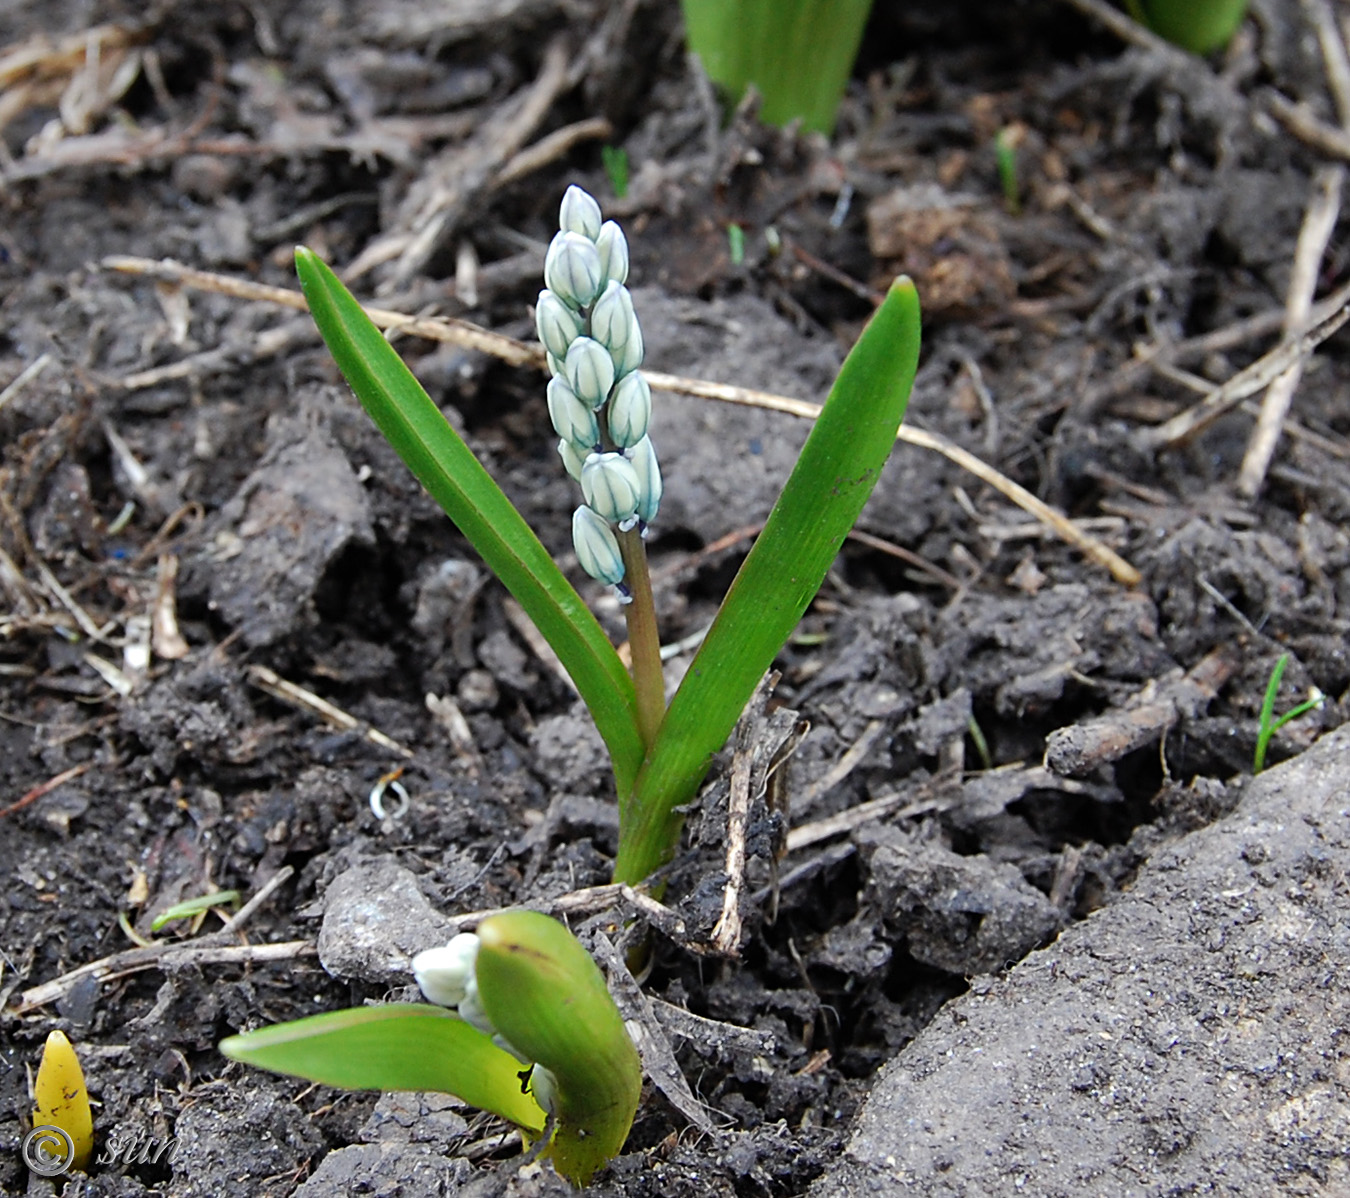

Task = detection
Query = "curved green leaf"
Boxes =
[614,277,922,884]
[477,911,641,1184]
[220,1003,547,1134]
[295,249,644,796]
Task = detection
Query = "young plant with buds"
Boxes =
[222,912,640,1186]
[223,185,920,1183]
[287,185,919,888]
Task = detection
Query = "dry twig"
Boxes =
[1268,90,1350,162]
[589,934,720,1133]
[104,258,1142,586]
[0,762,92,821]
[1043,646,1239,777]
[1238,1,1350,496]
[1137,287,1350,450]
[14,940,315,1013]
[1239,165,1344,497]
[1306,0,1350,126]
[711,680,806,955]
[786,791,948,854]
[246,664,415,759]
[348,38,570,287]
[216,866,295,937]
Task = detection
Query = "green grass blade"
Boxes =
[150,889,240,931]
[614,278,921,884]
[295,249,644,796]
[220,1004,547,1133]
[1253,653,1288,774]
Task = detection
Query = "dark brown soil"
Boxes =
[2,1,1347,1195]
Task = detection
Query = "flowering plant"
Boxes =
[223,912,639,1185]
[221,186,919,1183]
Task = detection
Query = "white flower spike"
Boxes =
[539,185,661,573]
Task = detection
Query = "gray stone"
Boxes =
[811,727,1350,1197]
[317,859,457,983]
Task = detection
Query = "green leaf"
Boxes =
[294,249,644,796]
[477,911,642,1184]
[680,0,873,134]
[220,1004,547,1134]
[614,277,921,884]
[151,889,240,931]
[1127,0,1248,54]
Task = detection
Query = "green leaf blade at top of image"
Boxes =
[613,277,922,885]
[1128,0,1248,54]
[220,1004,548,1133]
[681,0,873,134]
[294,249,644,797]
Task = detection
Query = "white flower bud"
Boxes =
[627,435,662,524]
[546,351,565,378]
[457,976,497,1036]
[564,336,616,409]
[607,370,651,448]
[535,290,580,360]
[614,317,644,377]
[595,220,629,285]
[528,1064,560,1115]
[412,933,480,1008]
[559,185,603,240]
[547,376,601,453]
[581,451,641,525]
[589,280,638,362]
[558,438,586,481]
[544,231,603,309]
[573,504,625,585]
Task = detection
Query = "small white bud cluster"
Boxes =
[537,185,662,603]
[412,934,559,1112]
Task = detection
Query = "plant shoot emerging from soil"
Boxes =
[222,187,918,1184]
[1126,0,1249,54]
[30,1030,94,1174]
[680,0,874,133]
[222,912,639,1186]
[1253,653,1325,774]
